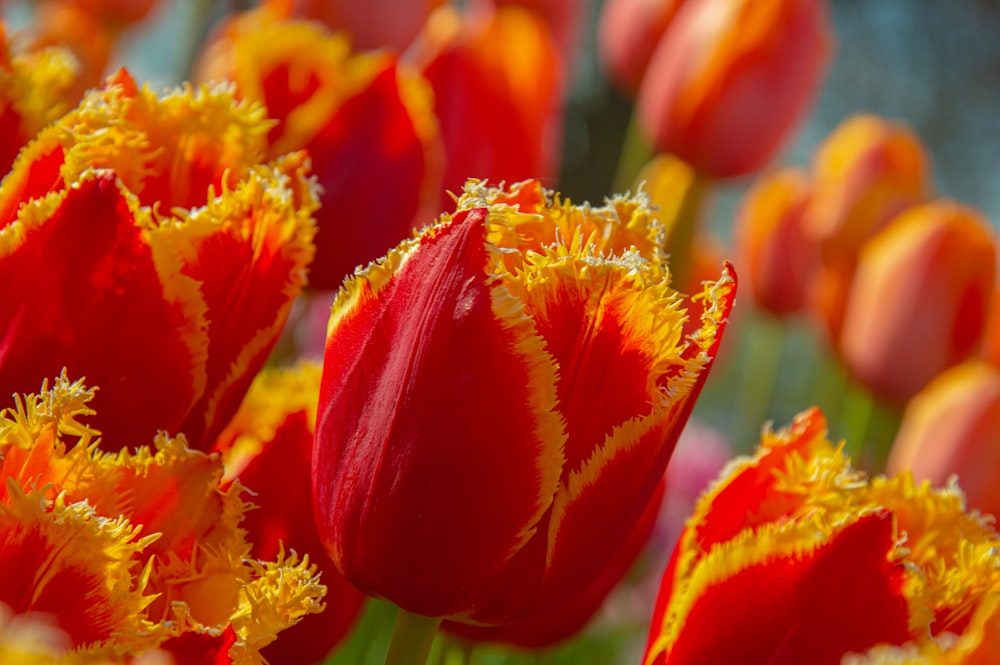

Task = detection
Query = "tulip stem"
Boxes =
[612,106,654,194]
[384,609,442,665]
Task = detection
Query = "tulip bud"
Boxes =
[888,361,1000,520]
[804,114,932,339]
[839,201,996,404]
[734,168,817,315]
[313,179,735,628]
[636,0,832,179]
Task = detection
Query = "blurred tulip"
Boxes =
[214,363,365,664]
[734,168,817,315]
[29,1,120,95]
[313,180,735,629]
[0,23,80,174]
[598,0,686,94]
[265,0,444,52]
[888,361,1000,520]
[0,374,326,663]
[839,200,996,404]
[471,0,589,68]
[412,4,566,206]
[0,70,317,449]
[643,407,1000,664]
[195,10,441,290]
[636,0,832,179]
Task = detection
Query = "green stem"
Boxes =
[384,609,442,665]
[733,312,787,444]
[612,106,654,194]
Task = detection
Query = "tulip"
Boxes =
[598,0,686,94]
[0,24,80,174]
[213,363,366,664]
[636,0,832,179]
[0,69,317,449]
[313,179,735,639]
[643,407,1000,664]
[734,168,817,315]
[838,200,996,404]
[0,374,326,663]
[412,4,566,208]
[804,114,932,339]
[888,361,1000,520]
[195,10,442,290]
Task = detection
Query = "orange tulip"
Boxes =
[598,0,686,94]
[805,114,932,339]
[888,361,1000,520]
[214,363,365,664]
[0,24,79,174]
[195,10,441,290]
[0,70,317,449]
[313,179,735,626]
[734,168,817,315]
[0,374,326,663]
[412,5,565,207]
[839,200,996,404]
[636,0,832,178]
[644,407,1000,664]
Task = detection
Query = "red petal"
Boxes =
[660,512,911,665]
[314,208,563,617]
[0,174,202,446]
[307,62,438,289]
[156,625,236,665]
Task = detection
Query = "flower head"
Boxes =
[0,69,317,449]
[644,408,1000,664]
[0,374,326,663]
[313,179,735,635]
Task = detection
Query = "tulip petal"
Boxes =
[165,152,318,448]
[651,511,911,665]
[0,173,207,446]
[315,207,565,617]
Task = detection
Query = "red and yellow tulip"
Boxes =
[313,179,735,633]
[644,407,1000,664]
[0,69,317,449]
[0,374,326,664]
[214,363,366,664]
[195,9,441,290]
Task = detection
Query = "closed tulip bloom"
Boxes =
[644,407,1000,665]
[805,114,932,338]
[0,70,317,449]
[888,361,1000,520]
[413,5,565,207]
[636,0,832,179]
[195,11,442,290]
[313,179,736,624]
[598,0,686,94]
[735,168,817,315]
[214,363,365,664]
[839,201,996,404]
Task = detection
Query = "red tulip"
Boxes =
[0,70,317,448]
[195,10,442,290]
[313,179,735,629]
[598,0,686,94]
[413,5,566,207]
[636,0,832,178]
[644,408,1000,664]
